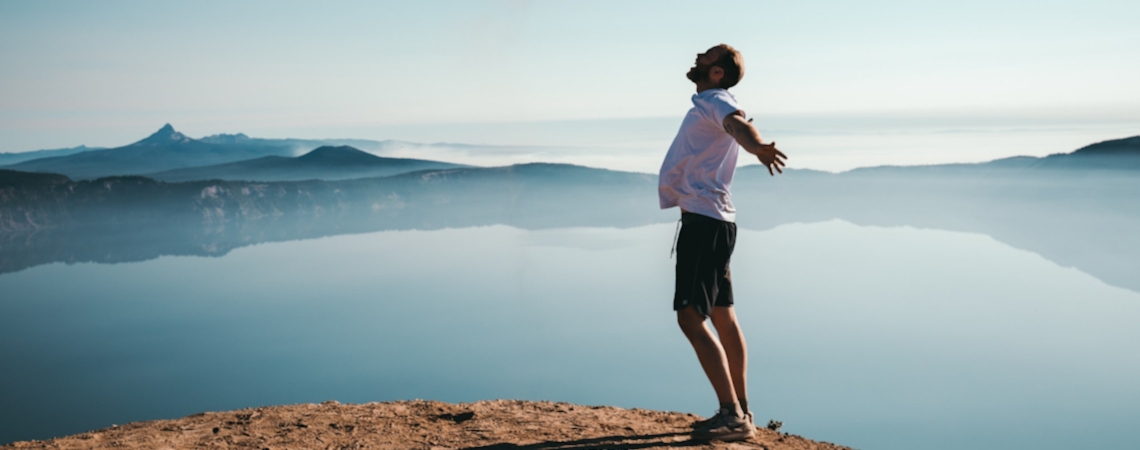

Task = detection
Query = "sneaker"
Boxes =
[691,408,755,442]
[689,410,719,429]
[691,409,754,429]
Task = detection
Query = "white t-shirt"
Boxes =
[658,88,743,222]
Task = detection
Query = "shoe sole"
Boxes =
[692,427,755,442]
[690,415,754,429]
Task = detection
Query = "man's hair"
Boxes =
[714,44,744,89]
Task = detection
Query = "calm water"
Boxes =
[2,221,1139,449]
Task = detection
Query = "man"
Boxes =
[659,43,786,442]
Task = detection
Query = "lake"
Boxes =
[2,221,1138,449]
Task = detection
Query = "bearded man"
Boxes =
[659,43,787,442]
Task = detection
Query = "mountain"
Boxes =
[0,124,554,180]
[0,124,302,179]
[845,135,1140,175]
[1027,135,1140,170]
[1072,135,1140,156]
[145,145,469,182]
[0,145,102,166]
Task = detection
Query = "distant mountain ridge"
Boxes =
[298,145,392,164]
[1,124,302,179]
[146,145,469,182]
[7,123,1135,181]
[1073,135,1140,155]
[841,135,1140,175]
[0,124,540,180]
[0,145,103,166]
[985,135,1140,171]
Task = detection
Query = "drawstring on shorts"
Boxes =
[670,217,682,258]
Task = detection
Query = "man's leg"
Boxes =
[677,306,738,406]
[710,306,748,412]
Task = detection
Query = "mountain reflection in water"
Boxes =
[2,164,1137,293]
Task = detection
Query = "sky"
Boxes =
[1,0,1138,171]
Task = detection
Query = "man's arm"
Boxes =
[723,112,787,176]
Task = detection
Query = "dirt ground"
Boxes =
[3,400,852,450]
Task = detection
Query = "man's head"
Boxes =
[686,44,744,90]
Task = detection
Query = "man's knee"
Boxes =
[676,306,708,335]
[708,306,738,329]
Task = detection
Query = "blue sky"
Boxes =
[1,1,1138,169]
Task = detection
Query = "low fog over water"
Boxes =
[301,116,1140,173]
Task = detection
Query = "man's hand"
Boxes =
[723,113,787,176]
[754,141,786,176]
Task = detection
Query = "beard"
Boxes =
[687,63,711,83]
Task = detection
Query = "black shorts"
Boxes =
[673,212,737,317]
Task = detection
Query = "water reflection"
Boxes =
[3,168,1138,294]
[2,223,1138,449]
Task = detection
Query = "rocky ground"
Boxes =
[2,400,851,450]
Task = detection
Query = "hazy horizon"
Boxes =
[3,1,1138,172]
[3,114,1137,173]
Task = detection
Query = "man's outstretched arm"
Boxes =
[723,113,787,176]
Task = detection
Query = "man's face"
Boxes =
[686,46,726,83]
